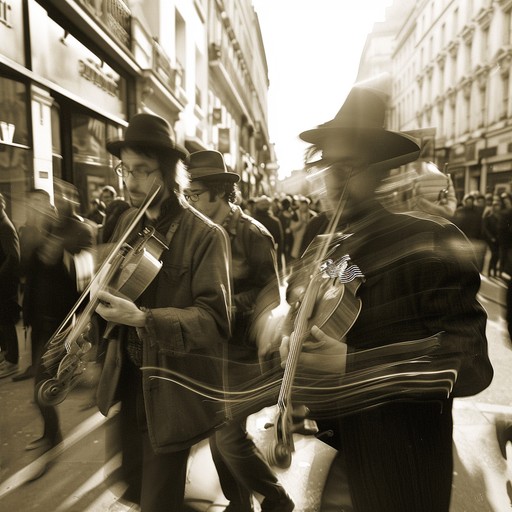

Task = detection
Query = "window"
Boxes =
[481,27,489,62]
[71,113,120,213]
[175,10,186,87]
[465,40,472,72]
[505,9,512,46]
[451,102,456,138]
[464,95,471,133]
[480,86,487,127]
[0,76,31,226]
[451,53,457,84]
[503,74,510,119]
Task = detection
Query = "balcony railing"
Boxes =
[78,0,131,48]
[131,17,185,104]
[208,41,254,118]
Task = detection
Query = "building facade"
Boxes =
[207,0,277,198]
[360,0,512,201]
[0,0,275,227]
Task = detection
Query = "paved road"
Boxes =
[0,276,511,511]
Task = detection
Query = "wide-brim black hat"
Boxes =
[300,76,420,170]
[107,113,189,160]
[188,150,240,183]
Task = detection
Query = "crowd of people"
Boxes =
[0,73,510,511]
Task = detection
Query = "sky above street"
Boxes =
[252,0,392,179]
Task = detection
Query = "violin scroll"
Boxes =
[37,323,94,406]
[265,404,318,469]
[266,406,294,469]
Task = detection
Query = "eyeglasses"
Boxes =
[115,163,160,180]
[184,190,208,202]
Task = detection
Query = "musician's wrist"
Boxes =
[133,307,147,327]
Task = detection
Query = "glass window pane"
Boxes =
[0,76,32,227]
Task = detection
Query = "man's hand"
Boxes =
[279,325,347,375]
[95,290,146,327]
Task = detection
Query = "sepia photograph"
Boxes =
[0,0,511,510]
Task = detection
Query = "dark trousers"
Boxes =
[486,241,500,275]
[0,322,19,364]
[334,400,454,512]
[209,419,283,511]
[116,357,191,512]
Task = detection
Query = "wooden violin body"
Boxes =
[37,186,167,407]
[267,254,364,469]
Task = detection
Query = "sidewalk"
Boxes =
[1,273,510,511]
[478,274,507,308]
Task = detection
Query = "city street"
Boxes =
[0,275,511,512]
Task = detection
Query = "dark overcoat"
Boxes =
[97,199,232,453]
[289,203,493,511]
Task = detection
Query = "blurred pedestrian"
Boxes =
[453,194,486,271]
[101,198,130,243]
[498,192,512,278]
[86,197,106,225]
[23,180,94,471]
[253,196,284,270]
[0,193,21,378]
[482,200,501,277]
[289,196,317,260]
[13,189,56,381]
[277,196,294,264]
[99,185,117,209]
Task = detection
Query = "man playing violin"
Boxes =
[266,76,494,511]
[95,113,232,512]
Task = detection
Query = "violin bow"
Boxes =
[53,182,161,332]
[40,182,162,369]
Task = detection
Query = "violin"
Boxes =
[37,185,167,406]
[265,173,366,469]
[266,250,364,468]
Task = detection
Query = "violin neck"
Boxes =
[278,279,320,405]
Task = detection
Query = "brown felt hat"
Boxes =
[300,75,420,171]
[188,150,240,183]
[106,113,188,160]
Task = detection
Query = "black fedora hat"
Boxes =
[107,113,189,160]
[188,150,240,183]
[300,75,420,170]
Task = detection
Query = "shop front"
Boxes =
[0,0,33,225]
[485,161,512,196]
[29,0,129,215]
[0,0,133,226]
[0,75,32,227]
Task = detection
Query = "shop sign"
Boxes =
[78,58,119,97]
[0,0,12,27]
[0,0,24,65]
[76,0,131,48]
[30,1,126,118]
[490,161,512,173]
[218,128,230,153]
